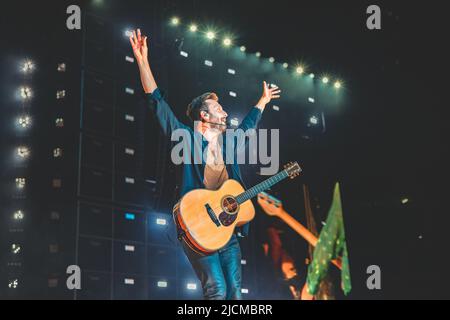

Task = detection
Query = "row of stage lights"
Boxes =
[7,59,36,290]
[168,17,343,89]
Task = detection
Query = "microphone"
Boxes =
[201,119,230,127]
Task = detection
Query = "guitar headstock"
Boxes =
[257,192,283,217]
[284,162,302,179]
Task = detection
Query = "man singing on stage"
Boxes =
[130,29,281,300]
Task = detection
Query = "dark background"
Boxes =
[1,0,448,299]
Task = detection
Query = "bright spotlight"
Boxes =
[171,17,180,26]
[8,279,18,289]
[11,244,21,254]
[20,86,32,100]
[309,116,319,125]
[22,60,34,73]
[15,178,26,189]
[269,57,275,63]
[223,37,232,47]
[17,146,30,158]
[309,73,315,79]
[296,66,304,74]
[240,46,246,52]
[187,283,197,290]
[13,210,24,220]
[124,29,133,38]
[282,62,289,69]
[255,52,261,58]
[334,81,342,89]
[189,24,198,32]
[18,115,31,128]
[206,31,216,40]
[156,218,167,225]
[322,77,329,84]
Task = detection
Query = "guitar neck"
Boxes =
[236,170,289,204]
[277,211,318,247]
[276,209,342,270]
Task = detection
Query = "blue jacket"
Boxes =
[145,88,263,236]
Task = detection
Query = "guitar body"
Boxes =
[173,179,255,255]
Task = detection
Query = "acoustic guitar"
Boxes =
[257,192,342,269]
[173,162,302,255]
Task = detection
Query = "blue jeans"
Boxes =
[182,234,242,300]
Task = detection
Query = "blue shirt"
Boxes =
[146,88,263,236]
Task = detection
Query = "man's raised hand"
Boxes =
[256,81,281,110]
[129,28,148,65]
[261,81,281,104]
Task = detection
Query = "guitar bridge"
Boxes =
[205,203,221,227]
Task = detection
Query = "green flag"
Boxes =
[306,182,352,296]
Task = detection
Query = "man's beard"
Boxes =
[210,118,227,132]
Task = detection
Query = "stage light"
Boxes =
[308,97,315,103]
[401,198,409,204]
[241,288,249,294]
[53,148,63,158]
[229,91,237,97]
[20,86,32,100]
[11,244,21,254]
[18,115,31,128]
[296,66,304,74]
[309,73,315,79]
[206,31,216,40]
[255,52,261,58]
[8,279,18,289]
[223,37,232,47]
[334,81,342,89]
[17,146,30,158]
[272,105,280,111]
[189,24,198,32]
[204,60,213,67]
[309,116,319,125]
[230,118,239,126]
[156,218,167,225]
[57,62,66,72]
[227,68,236,75]
[241,259,247,265]
[322,76,329,84]
[269,57,275,63]
[125,213,135,220]
[22,60,34,73]
[157,281,168,288]
[16,178,26,189]
[13,210,24,220]
[124,245,135,252]
[55,118,64,128]
[187,283,197,290]
[282,62,289,69]
[124,29,133,38]
[56,90,66,99]
[170,17,180,26]
[240,46,246,52]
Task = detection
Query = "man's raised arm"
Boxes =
[238,81,281,131]
[129,29,186,136]
[129,29,157,94]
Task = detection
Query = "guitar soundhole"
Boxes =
[221,196,238,214]
[219,196,239,227]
